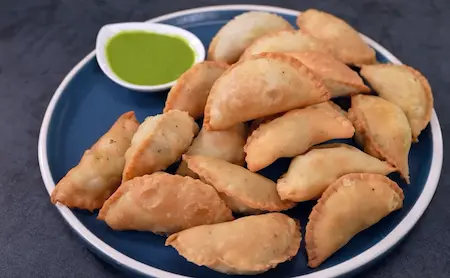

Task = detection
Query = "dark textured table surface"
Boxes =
[1,0,449,277]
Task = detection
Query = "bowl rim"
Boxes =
[38,4,443,278]
[95,22,205,92]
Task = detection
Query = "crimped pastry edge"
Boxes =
[204,52,331,130]
[348,95,411,183]
[360,63,433,142]
[51,111,138,211]
[244,101,354,172]
[183,155,294,211]
[305,173,404,268]
[165,213,302,274]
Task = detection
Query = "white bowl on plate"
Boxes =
[96,22,205,92]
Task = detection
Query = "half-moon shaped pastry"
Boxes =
[245,102,355,172]
[249,102,346,134]
[286,51,371,97]
[122,110,198,182]
[204,52,330,130]
[51,111,139,211]
[348,94,412,183]
[208,11,294,64]
[163,61,229,119]
[176,124,247,178]
[277,144,396,202]
[183,155,294,214]
[98,172,233,234]
[306,173,404,268]
[239,30,332,61]
[166,213,301,275]
[360,64,433,141]
[297,9,376,65]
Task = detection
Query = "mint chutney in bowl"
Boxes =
[96,22,205,92]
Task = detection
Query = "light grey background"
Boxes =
[0,0,449,277]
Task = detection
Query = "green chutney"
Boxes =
[106,31,195,86]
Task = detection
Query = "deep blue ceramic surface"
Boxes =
[39,5,442,278]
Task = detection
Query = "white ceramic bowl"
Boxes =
[96,22,205,92]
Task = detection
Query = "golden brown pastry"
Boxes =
[297,9,376,65]
[98,172,233,234]
[277,144,396,202]
[163,61,229,119]
[239,30,332,61]
[183,155,294,214]
[122,110,198,182]
[360,64,433,141]
[245,102,355,172]
[204,52,330,130]
[208,11,294,64]
[306,173,404,268]
[166,213,301,275]
[249,113,282,134]
[348,94,412,183]
[51,111,139,211]
[176,124,247,178]
[286,51,371,97]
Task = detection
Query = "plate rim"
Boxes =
[37,4,444,278]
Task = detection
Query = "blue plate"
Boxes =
[38,5,443,278]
